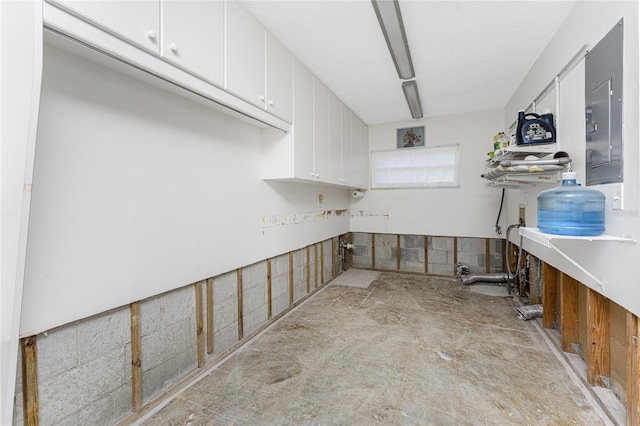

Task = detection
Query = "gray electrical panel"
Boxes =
[585,19,623,186]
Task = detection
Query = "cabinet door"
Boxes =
[161,0,223,87]
[351,116,369,189]
[53,0,160,54]
[225,0,265,108]
[340,104,352,186]
[329,92,343,185]
[266,33,293,122]
[292,59,314,180]
[313,77,330,182]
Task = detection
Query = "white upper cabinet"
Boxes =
[225,1,293,122]
[50,0,161,54]
[225,0,265,108]
[340,104,352,186]
[161,0,224,87]
[313,77,330,182]
[292,58,314,180]
[266,33,293,122]
[351,115,369,189]
[329,91,343,186]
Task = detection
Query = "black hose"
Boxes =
[495,188,505,235]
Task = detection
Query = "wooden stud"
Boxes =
[587,287,610,387]
[288,251,294,305]
[424,235,429,274]
[331,238,336,277]
[396,234,401,270]
[237,268,244,340]
[130,302,142,412]
[21,336,38,426]
[485,238,491,273]
[320,241,325,284]
[314,244,318,289]
[345,233,353,268]
[195,281,205,368]
[542,262,558,329]
[453,237,458,276]
[559,273,579,353]
[626,312,639,426]
[501,239,507,273]
[267,259,272,320]
[306,245,311,294]
[372,233,376,269]
[206,278,214,354]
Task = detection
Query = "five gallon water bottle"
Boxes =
[537,172,605,236]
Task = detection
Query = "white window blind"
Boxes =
[370,145,459,189]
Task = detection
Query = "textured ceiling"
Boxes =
[239,0,577,125]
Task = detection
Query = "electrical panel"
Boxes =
[585,19,623,186]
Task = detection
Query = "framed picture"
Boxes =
[397,126,425,148]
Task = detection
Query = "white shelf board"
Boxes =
[504,143,558,153]
[485,172,561,188]
[519,227,636,292]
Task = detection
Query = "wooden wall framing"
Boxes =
[542,263,640,424]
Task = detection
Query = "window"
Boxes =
[370,145,459,189]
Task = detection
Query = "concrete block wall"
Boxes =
[292,249,306,303]
[242,261,268,336]
[352,233,372,268]
[400,235,425,272]
[212,270,239,354]
[349,232,504,277]
[271,253,290,318]
[14,306,132,425]
[140,285,197,403]
[12,236,342,426]
[428,236,455,275]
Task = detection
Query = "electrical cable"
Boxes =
[495,188,505,235]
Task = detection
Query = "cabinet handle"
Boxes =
[169,43,179,53]
[268,100,274,107]
[146,30,157,41]
[315,174,320,178]
[259,95,265,103]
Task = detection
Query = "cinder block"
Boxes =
[431,236,453,251]
[403,261,424,273]
[77,306,129,365]
[402,235,424,249]
[376,259,396,270]
[214,323,239,354]
[275,254,288,279]
[77,384,132,426]
[457,252,481,268]
[272,292,289,317]
[430,263,454,276]
[400,248,419,263]
[142,350,197,403]
[161,285,195,327]
[428,249,447,265]
[39,349,127,424]
[459,237,485,254]
[214,297,237,331]
[36,324,78,381]
[140,295,162,337]
[141,317,195,372]
[351,232,370,246]
[376,234,396,249]
[214,271,238,303]
[13,348,23,426]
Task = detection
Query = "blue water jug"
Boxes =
[537,172,605,236]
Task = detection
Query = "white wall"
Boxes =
[1,2,42,423]
[20,43,350,337]
[350,109,505,238]
[503,1,639,316]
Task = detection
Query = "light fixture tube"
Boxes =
[402,80,423,119]
[371,0,415,80]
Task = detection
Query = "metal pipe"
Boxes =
[460,273,513,285]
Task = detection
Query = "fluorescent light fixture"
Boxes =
[371,0,415,80]
[402,80,423,119]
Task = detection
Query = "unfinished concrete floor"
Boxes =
[140,270,609,425]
